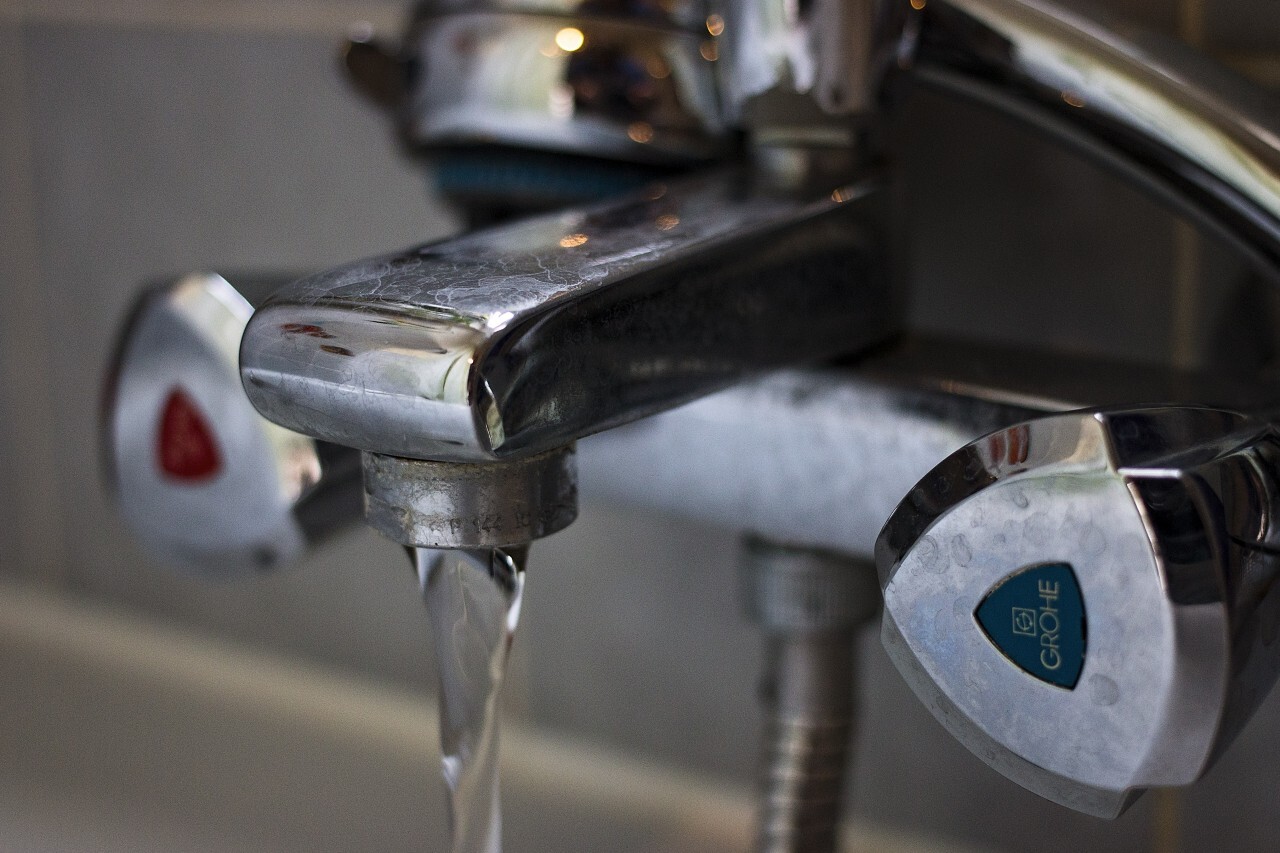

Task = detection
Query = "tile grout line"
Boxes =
[0,579,980,853]
[1,0,404,36]
[1167,0,1207,373]
[1,1,1275,61]
[0,23,69,587]
[0,2,403,591]
[1176,0,1207,52]
[1220,51,1280,89]
[2,1,1275,80]
[1157,0,1200,840]
[1169,219,1201,372]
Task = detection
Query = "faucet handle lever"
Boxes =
[876,406,1280,817]
[343,24,406,110]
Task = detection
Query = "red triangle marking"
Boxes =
[157,388,222,481]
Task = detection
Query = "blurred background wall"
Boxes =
[1,1,1279,851]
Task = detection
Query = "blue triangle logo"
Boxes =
[975,563,1086,690]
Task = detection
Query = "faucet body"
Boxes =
[231,0,1280,827]
[240,169,893,463]
[247,0,1280,466]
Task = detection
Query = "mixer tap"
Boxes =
[243,0,1280,829]
[107,0,1280,844]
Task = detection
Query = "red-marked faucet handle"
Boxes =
[103,274,359,574]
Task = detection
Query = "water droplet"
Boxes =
[1024,512,1052,546]
[1089,674,1119,706]
[917,536,947,574]
[1079,523,1106,557]
[951,534,972,567]
[1012,489,1029,509]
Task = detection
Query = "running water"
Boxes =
[415,546,527,853]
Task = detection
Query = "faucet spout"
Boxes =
[239,165,895,462]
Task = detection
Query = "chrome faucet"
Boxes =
[238,0,902,571]
[238,170,893,467]
[107,0,1280,842]
[243,0,1280,826]
[573,0,1280,823]
[241,0,1280,466]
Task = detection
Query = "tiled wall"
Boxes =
[1,1,1279,851]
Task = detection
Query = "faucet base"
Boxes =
[363,445,577,549]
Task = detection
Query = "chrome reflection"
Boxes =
[241,168,892,462]
[404,9,727,164]
[906,0,1280,277]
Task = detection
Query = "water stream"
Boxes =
[415,546,527,853]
